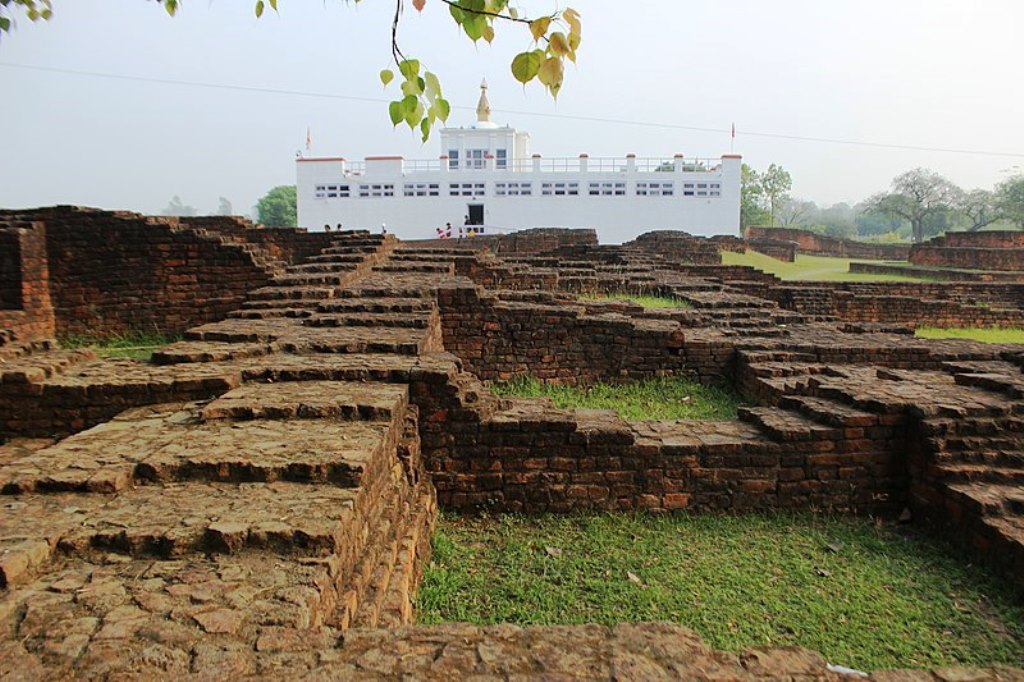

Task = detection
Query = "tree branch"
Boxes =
[437,0,536,25]
[391,0,407,66]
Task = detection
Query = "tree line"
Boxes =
[743,163,1024,243]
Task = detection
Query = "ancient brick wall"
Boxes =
[747,237,796,262]
[629,231,722,264]
[178,216,336,265]
[0,220,55,349]
[764,280,1024,327]
[0,206,282,338]
[744,226,910,260]
[437,285,687,384]
[910,231,1024,271]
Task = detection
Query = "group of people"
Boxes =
[435,216,485,240]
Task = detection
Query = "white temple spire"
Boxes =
[476,79,491,125]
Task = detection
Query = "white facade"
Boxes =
[296,83,741,242]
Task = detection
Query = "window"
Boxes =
[403,183,440,197]
[709,182,721,197]
[588,182,625,196]
[358,184,394,198]
[495,149,508,169]
[448,149,459,170]
[682,182,695,197]
[314,184,350,199]
[449,183,485,197]
[495,181,532,196]
[466,149,486,169]
[541,182,579,196]
[636,182,673,197]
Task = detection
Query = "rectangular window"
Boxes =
[358,184,394,198]
[496,149,508,169]
[465,148,486,169]
[495,181,532,196]
[448,149,459,170]
[636,182,673,197]
[449,183,485,197]
[403,183,440,197]
[541,182,579,196]
[588,182,625,196]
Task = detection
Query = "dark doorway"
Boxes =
[467,204,484,226]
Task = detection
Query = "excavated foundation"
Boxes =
[2,226,1023,679]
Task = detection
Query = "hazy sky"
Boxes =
[2,0,1022,226]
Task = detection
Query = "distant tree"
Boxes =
[955,188,1001,232]
[759,164,792,227]
[217,197,234,216]
[854,201,903,237]
[257,185,297,227]
[777,198,816,227]
[997,176,1024,230]
[740,164,769,231]
[161,195,197,217]
[865,168,960,242]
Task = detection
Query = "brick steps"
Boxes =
[246,286,337,302]
[936,463,1024,485]
[372,263,455,274]
[272,273,353,287]
[228,307,314,319]
[304,312,434,329]
[737,406,841,441]
[316,298,436,314]
[779,395,878,428]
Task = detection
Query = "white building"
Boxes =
[296,82,741,242]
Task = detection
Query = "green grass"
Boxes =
[580,293,691,308]
[915,327,1024,344]
[59,330,178,361]
[418,512,1024,671]
[490,376,744,420]
[721,250,933,282]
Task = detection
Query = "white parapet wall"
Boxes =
[296,153,741,243]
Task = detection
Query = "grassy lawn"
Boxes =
[580,293,691,308]
[490,376,745,420]
[915,327,1024,344]
[418,512,1024,671]
[721,250,931,282]
[59,331,177,361]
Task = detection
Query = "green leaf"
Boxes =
[268,0,278,10]
[462,13,486,41]
[255,0,264,18]
[398,59,420,80]
[420,117,431,143]
[389,100,403,127]
[424,71,442,102]
[380,69,394,87]
[435,97,451,122]
[449,4,465,23]
[511,51,542,84]
[401,78,423,97]
[0,17,10,32]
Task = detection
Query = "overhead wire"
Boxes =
[2,61,1023,159]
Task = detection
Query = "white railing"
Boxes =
[335,156,724,175]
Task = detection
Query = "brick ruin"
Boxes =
[2,210,1023,678]
[743,226,910,261]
